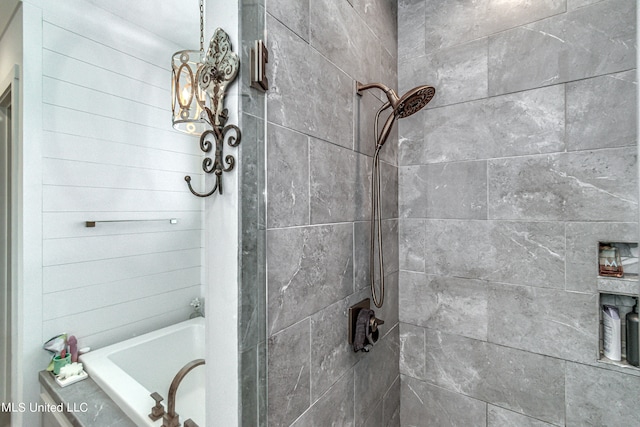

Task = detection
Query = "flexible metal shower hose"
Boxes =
[370,105,387,308]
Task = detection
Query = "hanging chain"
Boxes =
[199,0,204,52]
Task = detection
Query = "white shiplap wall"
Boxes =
[39,1,204,350]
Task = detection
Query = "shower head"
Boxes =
[356,81,436,148]
[394,85,436,118]
[356,81,435,118]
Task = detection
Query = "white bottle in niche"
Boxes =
[602,304,621,361]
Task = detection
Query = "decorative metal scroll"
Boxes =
[184,28,241,198]
[197,28,239,127]
[184,109,241,198]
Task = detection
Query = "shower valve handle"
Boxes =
[370,316,385,332]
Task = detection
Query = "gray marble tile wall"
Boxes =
[239,1,267,424]
[265,0,400,425]
[398,0,640,426]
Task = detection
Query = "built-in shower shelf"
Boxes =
[596,242,639,372]
[597,276,639,296]
[597,353,640,371]
[85,218,178,227]
[598,291,639,372]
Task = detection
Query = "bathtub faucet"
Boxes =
[165,358,205,427]
[149,358,205,427]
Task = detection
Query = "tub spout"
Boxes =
[162,358,205,427]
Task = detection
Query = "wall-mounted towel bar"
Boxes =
[85,219,178,227]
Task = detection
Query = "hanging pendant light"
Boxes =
[172,0,243,198]
[171,0,207,135]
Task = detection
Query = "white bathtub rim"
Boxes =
[79,317,205,427]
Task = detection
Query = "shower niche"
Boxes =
[597,242,639,370]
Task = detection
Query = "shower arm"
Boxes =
[359,85,398,149]
[356,82,401,107]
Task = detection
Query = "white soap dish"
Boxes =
[54,370,88,388]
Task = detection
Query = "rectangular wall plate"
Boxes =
[348,298,370,344]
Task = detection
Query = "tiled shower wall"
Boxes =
[398,0,640,426]
[265,0,400,425]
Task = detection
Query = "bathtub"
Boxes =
[79,318,205,426]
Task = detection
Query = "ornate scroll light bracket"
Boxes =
[184,28,241,198]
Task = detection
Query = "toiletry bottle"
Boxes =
[626,301,639,367]
[602,304,622,361]
[68,335,78,363]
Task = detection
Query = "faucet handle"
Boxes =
[184,419,199,427]
[148,392,165,421]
